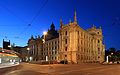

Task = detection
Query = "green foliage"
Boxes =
[105,47,120,62]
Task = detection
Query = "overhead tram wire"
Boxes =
[30,0,48,24]
[0,2,26,39]
[18,0,48,36]
[0,0,48,40]
[18,24,31,35]
[0,3,27,24]
[0,2,28,40]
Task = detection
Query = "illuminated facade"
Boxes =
[59,11,105,63]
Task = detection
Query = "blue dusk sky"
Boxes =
[0,0,120,49]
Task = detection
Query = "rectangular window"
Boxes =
[52,57,54,60]
[78,46,79,51]
[65,55,67,57]
[55,57,57,60]
[65,39,67,44]
[98,48,100,54]
[52,51,53,55]
[55,51,57,54]
[98,40,100,43]
[65,31,67,35]
[55,41,56,44]
[65,47,67,51]
[55,46,57,49]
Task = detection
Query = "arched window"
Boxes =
[65,39,67,44]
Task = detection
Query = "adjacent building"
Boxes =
[3,39,11,50]
[12,46,28,61]
[28,35,43,61]
[42,23,59,62]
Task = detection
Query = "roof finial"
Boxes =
[92,24,96,28]
[60,18,63,28]
[69,18,72,23]
[31,35,34,39]
[99,26,102,29]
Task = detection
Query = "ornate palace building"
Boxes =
[59,12,105,63]
[28,11,105,63]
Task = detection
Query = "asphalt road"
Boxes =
[1,63,120,75]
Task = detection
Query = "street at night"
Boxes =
[1,63,120,75]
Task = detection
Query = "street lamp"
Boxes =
[27,48,30,50]
[43,31,49,63]
[111,53,113,55]
[43,31,47,43]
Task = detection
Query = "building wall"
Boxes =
[3,39,11,50]
[28,36,43,61]
[59,21,105,63]
[43,38,59,62]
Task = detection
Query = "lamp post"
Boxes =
[53,50,55,63]
[43,31,48,62]
[27,48,30,62]
[111,52,114,62]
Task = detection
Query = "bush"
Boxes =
[117,61,119,64]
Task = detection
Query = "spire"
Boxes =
[69,19,72,24]
[60,18,63,28]
[92,24,96,29]
[31,35,34,39]
[99,26,102,31]
[50,22,55,30]
[38,35,40,39]
[74,10,77,23]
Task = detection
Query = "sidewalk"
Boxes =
[0,62,19,69]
